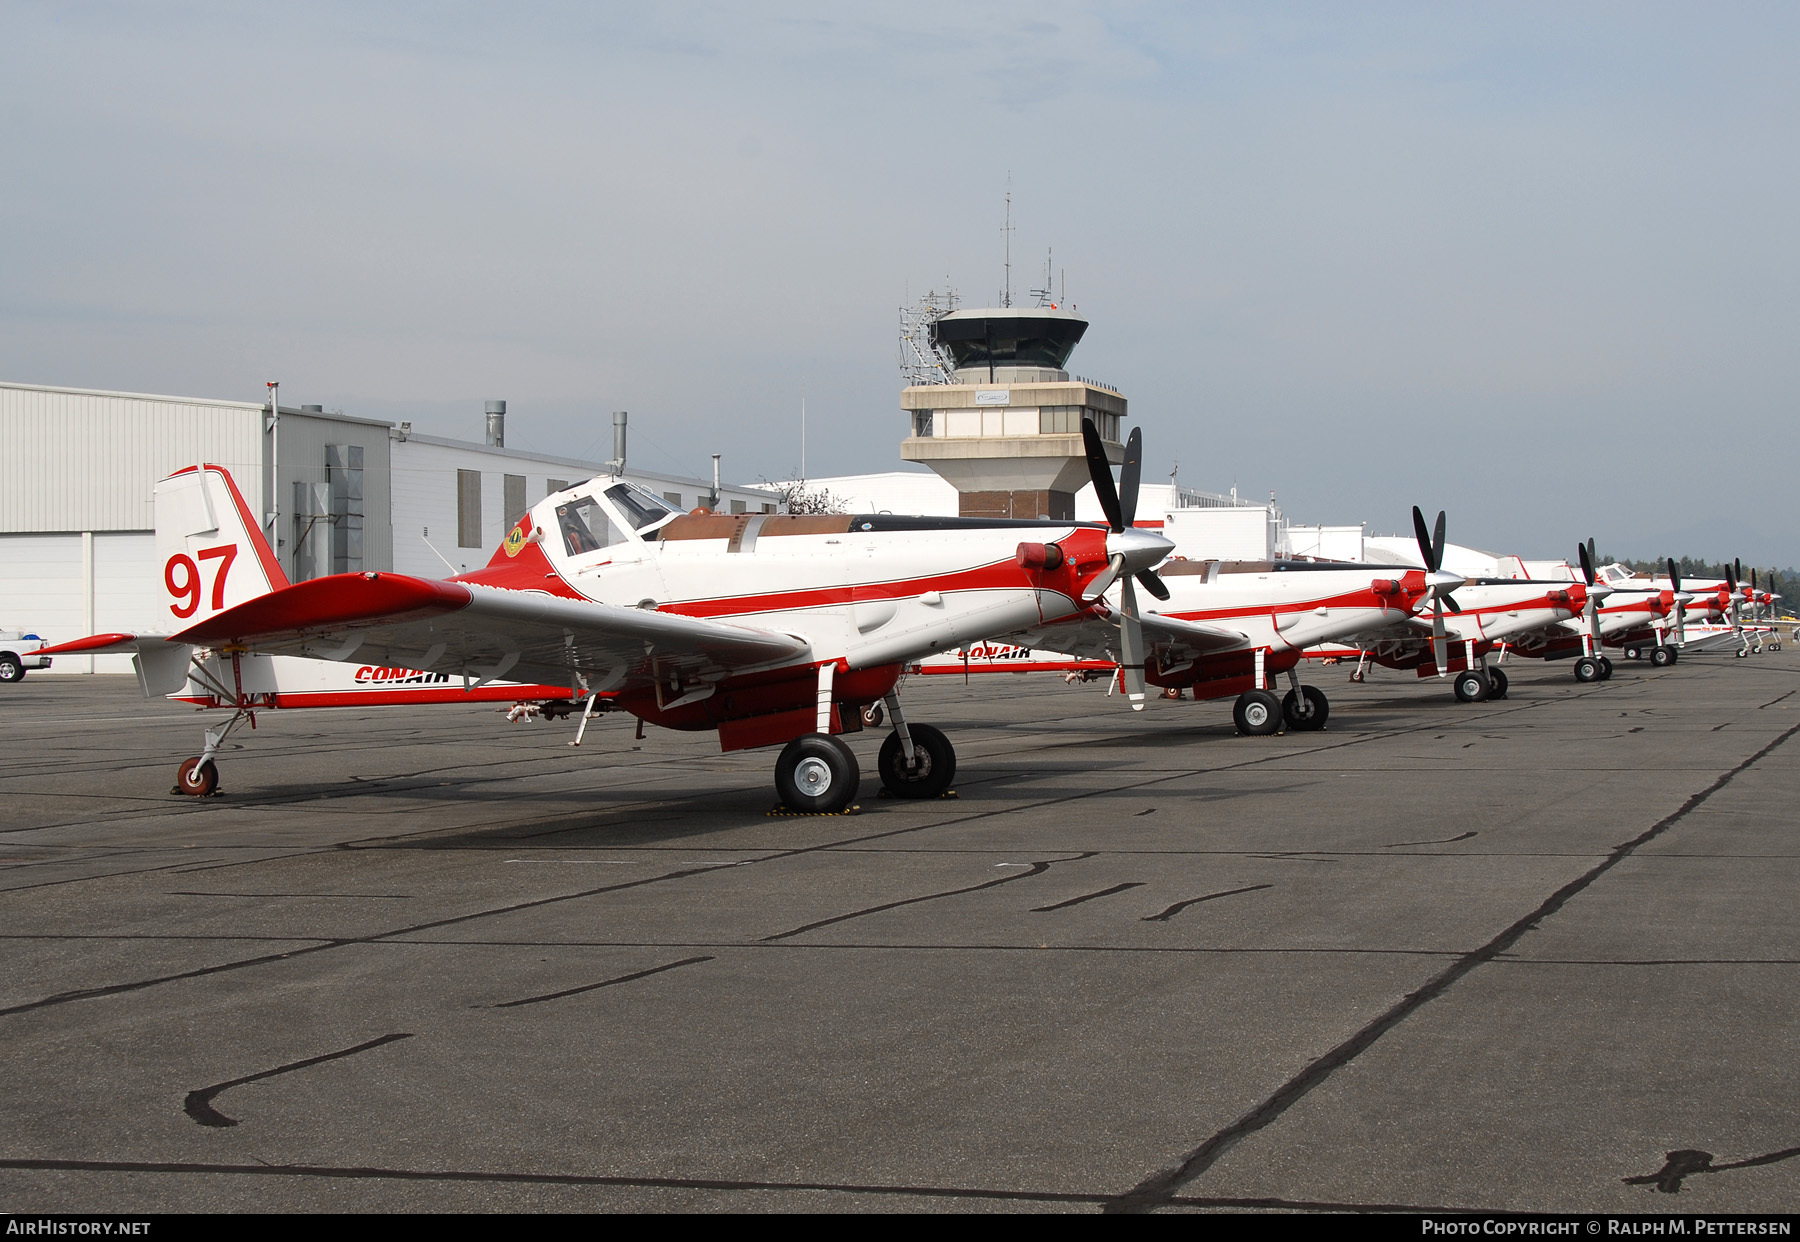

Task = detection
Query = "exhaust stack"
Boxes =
[485,400,506,448]
[609,411,628,477]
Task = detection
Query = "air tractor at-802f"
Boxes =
[38,419,1172,813]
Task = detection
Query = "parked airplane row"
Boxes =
[38,421,1784,813]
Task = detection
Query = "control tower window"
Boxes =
[604,481,680,534]
[930,313,1087,371]
[913,410,935,437]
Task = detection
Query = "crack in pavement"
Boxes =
[1103,720,1800,1213]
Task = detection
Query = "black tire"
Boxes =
[774,734,859,813]
[1453,670,1490,702]
[1667,647,1680,664]
[0,654,23,683]
[176,757,218,797]
[877,723,956,799]
[1573,657,1602,683]
[1623,646,1641,660]
[1488,667,1509,699]
[1233,689,1282,736]
[1281,685,1329,731]
[1650,645,1674,668]
[1598,656,1614,679]
[861,702,884,729]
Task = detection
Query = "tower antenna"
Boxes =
[1001,174,1015,308]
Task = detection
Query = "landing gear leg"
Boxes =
[1350,649,1371,683]
[877,692,956,798]
[1281,668,1329,731]
[173,650,260,797]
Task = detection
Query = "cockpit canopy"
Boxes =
[552,481,681,556]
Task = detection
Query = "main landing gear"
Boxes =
[1446,639,1510,703]
[1573,655,1614,683]
[770,685,957,813]
[1453,666,1510,702]
[1233,661,1329,736]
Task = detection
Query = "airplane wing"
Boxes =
[169,572,812,695]
[1007,608,1250,664]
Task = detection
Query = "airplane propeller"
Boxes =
[1667,557,1691,646]
[1411,506,1466,675]
[1081,417,1175,711]
[1576,539,1613,655]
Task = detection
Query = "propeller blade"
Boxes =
[1432,510,1447,576]
[1119,426,1143,529]
[1431,598,1449,676]
[1412,506,1436,571]
[1667,557,1681,594]
[1587,537,1597,570]
[1119,574,1147,711]
[1578,540,1595,586]
[1135,569,1170,601]
[1081,417,1123,533]
[1442,593,1462,615]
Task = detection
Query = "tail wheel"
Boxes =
[774,735,859,814]
[1233,689,1282,736]
[1453,670,1490,702]
[877,723,956,799]
[1573,657,1603,683]
[1487,668,1509,698]
[1281,685,1329,731]
[176,757,219,797]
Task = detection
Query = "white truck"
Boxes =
[0,630,53,682]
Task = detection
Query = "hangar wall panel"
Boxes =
[0,532,161,674]
[0,384,264,534]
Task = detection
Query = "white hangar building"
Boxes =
[0,380,778,673]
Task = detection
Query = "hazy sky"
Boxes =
[4,3,1796,564]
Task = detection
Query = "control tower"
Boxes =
[899,306,1125,521]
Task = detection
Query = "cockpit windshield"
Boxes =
[604,482,680,534]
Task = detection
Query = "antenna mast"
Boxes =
[1000,175,1015,308]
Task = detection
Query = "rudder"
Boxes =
[154,465,290,627]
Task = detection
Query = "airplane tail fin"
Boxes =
[154,465,290,627]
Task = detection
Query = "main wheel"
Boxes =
[774,734,859,813]
[1281,685,1329,731]
[877,723,956,799]
[1650,645,1674,668]
[176,756,219,797]
[1453,670,1490,702]
[1598,656,1614,679]
[1233,689,1282,736]
[1573,657,1603,683]
[1488,667,1509,699]
[0,654,23,683]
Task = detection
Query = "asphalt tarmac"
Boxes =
[1,651,1797,1214]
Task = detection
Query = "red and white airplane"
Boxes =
[1313,512,1608,702]
[39,421,1173,812]
[916,551,1460,735]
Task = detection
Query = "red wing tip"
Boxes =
[37,633,142,655]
